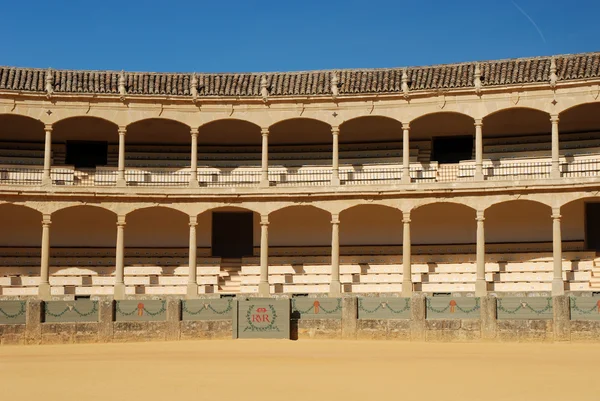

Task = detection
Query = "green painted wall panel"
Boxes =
[0,301,26,324]
[291,298,342,320]
[358,297,411,320]
[426,297,481,320]
[237,299,290,339]
[570,297,600,320]
[182,299,234,321]
[497,297,553,320]
[115,300,166,322]
[44,300,99,323]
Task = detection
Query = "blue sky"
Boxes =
[1,0,598,73]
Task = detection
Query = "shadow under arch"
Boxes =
[269,205,331,248]
[53,115,119,141]
[558,102,600,134]
[339,204,403,246]
[126,206,189,248]
[560,196,600,250]
[0,203,43,247]
[268,118,332,145]
[198,119,262,146]
[339,115,404,144]
[411,202,476,245]
[409,111,475,137]
[51,205,117,248]
[485,199,552,245]
[482,107,551,138]
[126,118,191,145]
[0,114,45,142]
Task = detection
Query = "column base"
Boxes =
[38,283,51,300]
[188,180,200,188]
[258,281,270,297]
[329,280,341,297]
[330,177,340,186]
[551,163,561,179]
[402,281,413,297]
[474,172,484,181]
[475,279,487,297]
[41,177,52,187]
[116,178,127,187]
[114,283,126,300]
[552,278,565,296]
[259,180,270,188]
[186,283,199,299]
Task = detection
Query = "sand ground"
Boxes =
[0,340,598,401]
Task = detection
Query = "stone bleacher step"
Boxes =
[218,259,242,293]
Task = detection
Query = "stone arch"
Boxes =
[339,116,404,144]
[0,114,45,142]
[196,206,261,251]
[0,203,42,247]
[269,205,331,248]
[51,205,117,247]
[558,102,600,134]
[126,118,191,145]
[560,196,600,247]
[125,206,189,248]
[409,111,475,137]
[52,116,119,141]
[268,118,332,145]
[340,204,403,246]
[198,119,262,146]
[482,107,551,137]
[485,200,552,244]
[411,202,476,245]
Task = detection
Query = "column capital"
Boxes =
[474,119,483,127]
[402,123,410,131]
[476,210,485,221]
[117,215,126,226]
[118,126,127,135]
[550,114,560,123]
[552,208,561,219]
[190,127,199,136]
[331,126,340,135]
[331,214,340,224]
[260,214,269,225]
[189,215,198,226]
[44,124,53,132]
[402,217,411,224]
[42,214,52,226]
[261,127,269,136]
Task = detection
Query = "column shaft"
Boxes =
[190,128,199,187]
[261,128,269,187]
[258,215,270,296]
[552,209,564,295]
[39,214,51,300]
[330,214,341,295]
[551,115,560,178]
[331,127,340,185]
[475,210,486,296]
[187,216,198,298]
[402,212,412,296]
[42,125,52,185]
[402,124,411,183]
[114,216,126,299]
[117,127,126,186]
[474,120,484,180]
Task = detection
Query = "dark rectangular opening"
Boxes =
[211,212,254,258]
[431,136,473,164]
[585,203,600,252]
[65,141,108,168]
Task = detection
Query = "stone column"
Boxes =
[42,124,53,186]
[475,210,487,296]
[114,215,126,300]
[117,126,127,186]
[187,215,198,298]
[551,114,560,179]
[39,214,51,300]
[330,213,341,296]
[260,128,269,187]
[189,128,199,188]
[552,208,564,296]
[402,123,411,183]
[331,126,340,185]
[402,211,412,296]
[474,119,484,180]
[258,214,270,296]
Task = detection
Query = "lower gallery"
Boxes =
[1,52,600,342]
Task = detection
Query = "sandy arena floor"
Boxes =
[0,340,598,401]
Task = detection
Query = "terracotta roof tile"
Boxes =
[1,52,599,98]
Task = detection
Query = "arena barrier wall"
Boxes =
[0,295,599,345]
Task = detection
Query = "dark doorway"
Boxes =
[432,136,473,164]
[212,212,254,258]
[585,203,600,252]
[65,141,108,168]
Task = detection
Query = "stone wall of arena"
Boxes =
[1,295,599,345]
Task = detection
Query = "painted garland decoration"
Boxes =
[182,299,233,316]
[426,298,480,314]
[358,298,410,314]
[0,301,26,319]
[292,298,342,315]
[497,298,552,315]
[570,297,600,315]
[45,301,98,318]
[116,300,166,317]
[244,304,279,332]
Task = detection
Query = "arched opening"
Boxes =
[0,115,46,183]
[561,197,600,252]
[125,118,190,169]
[412,202,476,246]
[269,206,331,250]
[482,108,550,161]
[0,204,42,295]
[340,204,402,248]
[50,205,117,296]
[485,200,551,245]
[559,103,600,177]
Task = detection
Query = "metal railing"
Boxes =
[561,159,600,178]
[341,169,402,185]
[0,167,43,185]
[126,170,190,187]
[198,171,261,187]
[484,161,552,180]
[269,170,331,186]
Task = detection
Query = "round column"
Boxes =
[475,210,486,296]
[552,208,564,296]
[190,128,199,187]
[42,125,53,186]
[402,123,411,183]
[258,214,270,296]
[331,126,340,185]
[187,215,199,298]
[330,214,341,296]
[474,119,484,180]
[117,126,127,186]
[551,115,560,179]
[402,211,412,296]
[260,128,269,187]
[39,214,51,300]
[114,215,126,299]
